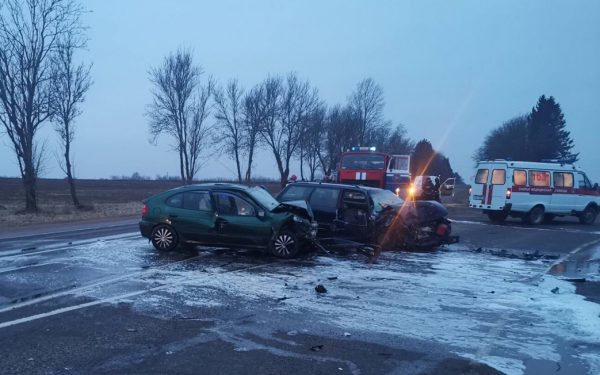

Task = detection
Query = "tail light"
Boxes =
[506,188,512,200]
[141,204,148,216]
[469,187,472,195]
[436,223,449,236]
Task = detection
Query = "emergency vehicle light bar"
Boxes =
[351,146,377,152]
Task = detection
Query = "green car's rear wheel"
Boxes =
[151,224,179,252]
[270,230,300,259]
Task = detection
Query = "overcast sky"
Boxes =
[1,0,599,182]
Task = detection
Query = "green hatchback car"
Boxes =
[139,183,317,258]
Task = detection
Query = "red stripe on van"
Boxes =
[487,185,494,205]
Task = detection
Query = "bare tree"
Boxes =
[147,49,213,183]
[213,79,244,182]
[241,85,264,182]
[0,0,85,212]
[300,105,326,181]
[258,73,319,187]
[187,80,214,179]
[50,35,92,208]
[349,78,384,145]
[318,105,360,176]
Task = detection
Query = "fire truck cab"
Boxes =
[469,160,600,225]
[337,147,411,197]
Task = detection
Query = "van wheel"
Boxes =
[579,206,597,225]
[487,212,508,223]
[524,205,545,225]
[151,225,179,252]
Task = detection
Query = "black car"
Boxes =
[277,182,458,250]
[139,183,317,258]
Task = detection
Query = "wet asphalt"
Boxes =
[0,208,599,375]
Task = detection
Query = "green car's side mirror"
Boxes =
[257,210,265,218]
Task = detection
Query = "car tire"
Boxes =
[151,224,179,252]
[487,212,508,223]
[524,205,545,225]
[270,230,300,259]
[579,206,598,225]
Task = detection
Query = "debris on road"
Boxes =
[310,344,324,352]
[343,332,351,337]
[327,276,338,280]
[551,287,560,294]
[315,284,327,294]
[126,328,137,332]
[287,330,298,336]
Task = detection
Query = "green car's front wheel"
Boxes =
[151,224,179,252]
[270,230,300,259]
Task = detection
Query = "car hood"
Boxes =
[272,200,314,220]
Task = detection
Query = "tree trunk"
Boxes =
[299,145,305,181]
[280,169,290,188]
[64,137,81,208]
[23,165,38,212]
[245,145,255,182]
[179,147,185,182]
[234,147,242,183]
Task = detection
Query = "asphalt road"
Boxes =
[0,208,599,375]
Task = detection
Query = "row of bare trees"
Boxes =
[147,50,414,188]
[0,0,91,211]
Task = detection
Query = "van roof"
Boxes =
[477,160,579,171]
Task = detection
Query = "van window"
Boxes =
[553,172,574,188]
[475,169,489,184]
[513,170,527,186]
[577,173,592,189]
[529,171,550,187]
[491,169,506,185]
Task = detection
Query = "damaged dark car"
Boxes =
[277,182,458,251]
[139,183,317,258]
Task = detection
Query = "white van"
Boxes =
[469,160,600,225]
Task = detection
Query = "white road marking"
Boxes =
[452,219,600,235]
[0,262,273,329]
[0,254,204,314]
[0,232,140,259]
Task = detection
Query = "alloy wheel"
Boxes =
[153,227,174,249]
[274,234,295,256]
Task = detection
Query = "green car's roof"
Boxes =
[169,183,251,191]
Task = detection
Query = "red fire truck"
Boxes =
[336,147,411,196]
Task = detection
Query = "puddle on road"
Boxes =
[549,259,600,281]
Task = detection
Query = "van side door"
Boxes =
[551,172,575,213]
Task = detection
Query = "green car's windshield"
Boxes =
[370,189,403,213]
[248,187,280,211]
